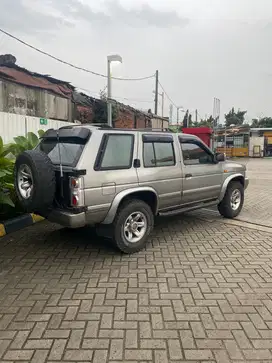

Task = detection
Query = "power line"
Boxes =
[0,28,155,82]
[158,81,177,109]
[75,85,153,104]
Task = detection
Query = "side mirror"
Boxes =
[215,153,225,162]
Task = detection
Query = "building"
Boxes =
[0,54,74,122]
[0,54,160,133]
[214,126,272,158]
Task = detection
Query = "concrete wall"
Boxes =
[151,117,169,130]
[249,132,264,157]
[0,111,75,144]
[0,80,72,121]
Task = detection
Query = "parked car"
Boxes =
[14,125,249,253]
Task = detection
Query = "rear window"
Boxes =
[38,141,84,167]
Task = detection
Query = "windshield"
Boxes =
[38,140,84,167]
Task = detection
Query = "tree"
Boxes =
[251,117,272,128]
[225,107,247,127]
[92,89,118,124]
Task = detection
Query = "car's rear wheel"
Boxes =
[112,199,154,254]
[218,181,244,218]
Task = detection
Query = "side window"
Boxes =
[96,134,134,170]
[181,142,214,165]
[143,141,175,167]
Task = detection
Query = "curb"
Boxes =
[0,214,44,237]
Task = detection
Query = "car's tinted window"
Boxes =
[100,134,134,169]
[143,141,175,167]
[39,141,84,166]
[181,142,214,165]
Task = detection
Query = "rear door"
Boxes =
[83,132,139,211]
[137,133,182,210]
[179,137,223,205]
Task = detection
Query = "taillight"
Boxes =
[70,177,84,207]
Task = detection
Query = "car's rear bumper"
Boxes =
[245,177,249,190]
[47,209,86,228]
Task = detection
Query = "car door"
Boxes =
[83,131,139,214]
[179,137,223,205]
[137,133,182,210]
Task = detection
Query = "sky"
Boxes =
[0,0,272,123]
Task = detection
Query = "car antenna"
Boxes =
[56,129,64,198]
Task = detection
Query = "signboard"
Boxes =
[40,118,48,125]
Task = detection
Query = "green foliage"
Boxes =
[9,130,45,157]
[225,107,247,127]
[168,125,182,133]
[0,130,45,214]
[0,137,15,208]
[192,115,214,128]
[92,93,118,124]
[251,117,272,128]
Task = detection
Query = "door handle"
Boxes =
[185,173,192,178]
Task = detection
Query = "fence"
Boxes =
[0,112,75,144]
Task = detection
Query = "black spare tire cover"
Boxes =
[15,150,56,213]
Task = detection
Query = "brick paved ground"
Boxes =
[1,215,272,363]
[236,158,272,227]
[0,157,272,362]
[203,158,272,228]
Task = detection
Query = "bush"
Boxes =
[0,130,45,220]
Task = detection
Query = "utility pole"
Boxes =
[154,70,159,115]
[195,109,198,123]
[161,92,164,118]
[169,104,173,125]
[107,59,112,127]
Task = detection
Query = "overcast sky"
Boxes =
[0,0,272,123]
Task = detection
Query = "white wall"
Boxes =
[0,112,75,144]
[249,132,264,157]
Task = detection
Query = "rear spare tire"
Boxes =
[15,150,56,213]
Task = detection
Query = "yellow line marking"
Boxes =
[31,214,44,223]
[0,224,6,237]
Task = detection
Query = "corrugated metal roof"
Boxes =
[0,65,73,98]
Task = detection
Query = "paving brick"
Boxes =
[64,349,94,361]
[48,339,66,360]
[31,349,49,363]
[125,349,152,360]
[109,339,123,360]
[67,329,83,349]
[168,339,183,360]
[125,330,138,349]
[4,349,34,360]
[25,339,53,349]
[184,349,214,360]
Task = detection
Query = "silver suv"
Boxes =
[15,125,249,253]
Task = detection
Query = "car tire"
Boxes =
[218,181,244,218]
[15,150,56,213]
[112,199,154,254]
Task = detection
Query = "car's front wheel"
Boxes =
[112,199,154,254]
[218,181,244,218]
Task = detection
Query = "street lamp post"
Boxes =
[177,106,184,124]
[107,54,122,127]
